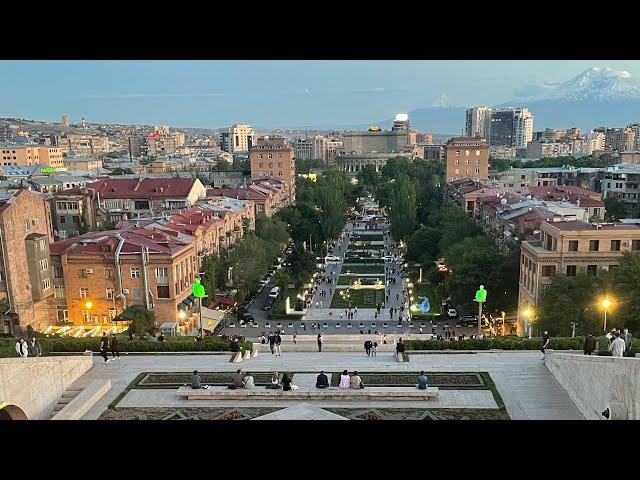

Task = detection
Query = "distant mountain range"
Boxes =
[372,67,640,135]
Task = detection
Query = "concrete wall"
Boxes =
[0,356,93,420]
[545,352,640,420]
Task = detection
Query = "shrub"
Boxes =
[404,336,588,351]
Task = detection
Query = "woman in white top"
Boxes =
[338,370,351,389]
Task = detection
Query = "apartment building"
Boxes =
[444,136,489,182]
[208,177,290,218]
[249,136,296,203]
[220,124,255,154]
[56,134,110,155]
[63,156,104,171]
[0,189,55,335]
[465,106,493,140]
[490,108,534,148]
[1,145,64,167]
[601,163,640,216]
[518,220,640,332]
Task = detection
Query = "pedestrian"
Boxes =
[364,340,371,356]
[609,331,626,357]
[293,333,297,345]
[275,332,282,356]
[261,332,266,344]
[28,337,42,357]
[15,337,28,358]
[541,330,550,359]
[623,328,633,356]
[110,333,120,359]
[340,312,343,320]
[100,332,110,363]
[317,333,323,352]
[396,337,405,362]
[419,326,423,334]
[583,333,596,355]
[383,334,388,345]
[354,306,358,315]
[329,311,333,319]
[372,341,377,356]
[268,331,276,354]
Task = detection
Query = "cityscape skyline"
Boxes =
[3,60,640,130]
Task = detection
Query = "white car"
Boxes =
[325,255,341,262]
[383,255,394,261]
[447,307,458,318]
[268,287,281,299]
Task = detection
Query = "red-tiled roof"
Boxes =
[86,178,198,199]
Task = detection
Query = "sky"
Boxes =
[1,60,640,129]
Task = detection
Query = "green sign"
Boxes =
[192,278,206,298]
[475,285,487,303]
[40,167,68,173]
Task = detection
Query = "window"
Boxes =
[54,285,65,299]
[611,240,621,251]
[82,310,90,322]
[632,240,640,251]
[609,264,619,271]
[134,200,150,210]
[475,150,480,156]
[156,267,168,278]
[589,240,599,252]
[106,288,114,299]
[105,269,113,279]
[566,265,577,276]
[133,288,142,300]
[131,267,140,278]
[42,278,51,290]
[39,239,47,251]
[24,220,30,232]
[465,150,470,156]
[54,266,63,278]
[80,288,89,298]
[157,285,170,298]
[586,265,597,276]
[78,268,87,278]
[568,240,578,252]
[57,309,68,322]
[39,259,49,271]
[465,159,469,165]
[542,266,556,277]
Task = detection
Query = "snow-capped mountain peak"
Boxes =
[521,67,640,103]
[431,94,460,109]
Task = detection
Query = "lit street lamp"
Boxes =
[601,297,613,332]
[522,306,534,338]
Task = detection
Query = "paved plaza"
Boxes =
[73,350,583,420]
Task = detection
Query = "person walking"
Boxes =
[268,332,276,354]
[15,337,28,358]
[364,340,372,356]
[371,341,377,356]
[583,333,596,355]
[100,332,110,363]
[609,331,626,357]
[275,332,282,356]
[317,333,323,352]
[623,328,633,356]
[396,337,405,362]
[110,333,120,359]
[541,330,550,359]
[28,337,42,357]
[293,333,297,345]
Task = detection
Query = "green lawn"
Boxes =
[330,288,385,309]
[341,265,385,274]
[337,275,386,286]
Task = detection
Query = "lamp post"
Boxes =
[522,307,534,338]
[601,298,612,332]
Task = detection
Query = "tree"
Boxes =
[128,308,157,335]
[272,269,292,292]
[381,156,413,180]
[316,172,347,241]
[405,226,441,265]
[201,254,220,307]
[285,244,317,288]
[275,204,323,246]
[357,165,380,190]
[389,173,417,242]
[612,252,640,331]
[604,197,626,221]
[255,214,289,245]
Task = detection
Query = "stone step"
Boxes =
[62,390,82,398]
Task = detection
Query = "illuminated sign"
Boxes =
[40,167,68,173]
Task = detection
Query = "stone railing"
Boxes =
[545,352,640,420]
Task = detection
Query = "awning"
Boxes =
[113,305,148,321]
[215,294,237,307]
[159,321,177,331]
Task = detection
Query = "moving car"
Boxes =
[325,255,341,262]
[360,277,380,286]
[238,311,255,323]
[446,307,458,318]
[268,287,281,299]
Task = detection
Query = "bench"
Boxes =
[335,323,341,328]
[176,386,439,401]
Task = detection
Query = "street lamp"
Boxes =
[522,306,534,338]
[601,297,613,332]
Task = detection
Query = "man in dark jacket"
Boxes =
[268,332,276,354]
[100,333,110,363]
[110,333,120,359]
[316,371,329,389]
[583,334,596,355]
[28,338,42,357]
[396,337,405,362]
[364,340,372,356]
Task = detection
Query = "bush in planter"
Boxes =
[404,336,586,351]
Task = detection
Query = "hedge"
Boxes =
[343,258,385,265]
[0,336,252,357]
[405,336,640,354]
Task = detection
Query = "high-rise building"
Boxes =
[392,113,410,133]
[444,136,489,182]
[490,108,534,148]
[628,124,640,150]
[153,125,170,135]
[604,127,635,152]
[293,135,329,162]
[465,106,492,140]
[220,124,255,153]
[61,115,70,127]
[249,136,295,203]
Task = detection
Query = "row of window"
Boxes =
[258,162,284,168]
[258,153,283,159]
[56,201,79,211]
[76,285,170,300]
[567,239,640,252]
[454,159,482,166]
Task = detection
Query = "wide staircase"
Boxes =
[256,333,433,352]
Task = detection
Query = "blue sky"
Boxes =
[1,60,639,129]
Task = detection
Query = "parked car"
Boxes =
[325,255,341,262]
[238,311,255,323]
[269,287,281,299]
[262,297,275,311]
[460,315,478,326]
[446,307,458,318]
